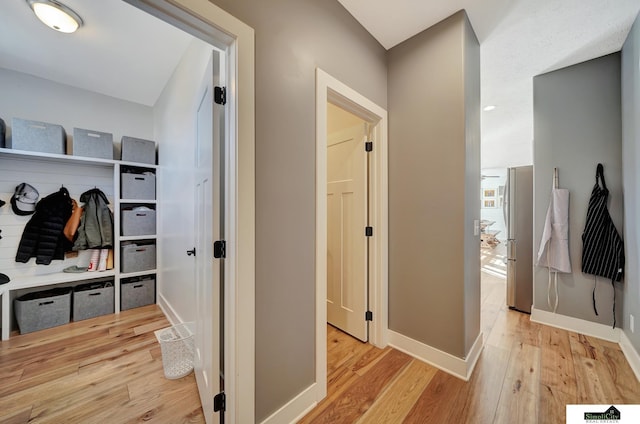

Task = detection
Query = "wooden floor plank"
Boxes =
[0,362,80,398]
[301,349,411,424]
[601,345,640,403]
[326,325,372,375]
[352,346,391,377]
[517,312,542,347]
[0,305,204,424]
[568,332,599,359]
[488,341,540,424]
[28,384,131,424]
[355,359,438,424]
[485,308,520,350]
[453,344,510,424]
[0,406,32,424]
[570,334,628,405]
[402,370,469,424]
[540,325,577,397]
[0,367,24,385]
[133,319,170,336]
[573,355,623,404]
[538,383,576,424]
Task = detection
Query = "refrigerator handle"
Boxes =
[506,238,516,260]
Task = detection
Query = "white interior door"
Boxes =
[194,50,224,424]
[327,123,368,342]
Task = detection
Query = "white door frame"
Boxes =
[315,68,388,401]
[124,1,255,422]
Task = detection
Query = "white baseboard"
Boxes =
[157,293,182,326]
[530,306,620,343]
[388,330,484,381]
[465,332,484,378]
[259,383,318,424]
[620,331,640,383]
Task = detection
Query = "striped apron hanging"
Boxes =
[581,163,624,327]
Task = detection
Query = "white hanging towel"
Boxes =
[536,187,571,273]
[537,170,571,313]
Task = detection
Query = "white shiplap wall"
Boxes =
[0,156,114,279]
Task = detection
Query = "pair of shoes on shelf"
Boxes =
[63,265,89,273]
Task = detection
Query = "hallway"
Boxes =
[299,244,640,423]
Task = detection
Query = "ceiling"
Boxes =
[0,0,193,106]
[1,1,640,169]
[339,0,640,169]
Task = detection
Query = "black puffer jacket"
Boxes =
[15,188,73,265]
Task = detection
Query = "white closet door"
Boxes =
[327,124,368,342]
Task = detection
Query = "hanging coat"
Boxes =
[73,188,114,250]
[537,186,571,273]
[581,163,624,326]
[15,187,73,265]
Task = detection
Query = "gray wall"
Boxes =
[387,11,481,359]
[463,16,482,354]
[0,68,153,147]
[622,13,640,353]
[533,54,624,326]
[208,0,387,421]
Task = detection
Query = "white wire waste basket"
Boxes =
[155,322,195,379]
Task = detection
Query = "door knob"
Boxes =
[186,248,196,256]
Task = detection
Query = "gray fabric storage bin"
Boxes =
[72,128,113,159]
[121,172,156,200]
[121,277,155,310]
[121,208,156,236]
[121,243,156,273]
[73,280,114,321]
[121,136,156,164]
[14,287,72,334]
[10,118,66,154]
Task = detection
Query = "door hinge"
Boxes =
[365,226,373,237]
[214,392,226,412]
[213,240,226,259]
[365,311,373,321]
[214,86,227,105]
[365,141,373,152]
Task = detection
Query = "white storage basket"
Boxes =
[154,322,195,379]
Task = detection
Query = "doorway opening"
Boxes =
[480,169,508,343]
[124,1,256,423]
[315,69,388,401]
[480,166,535,346]
[326,103,370,343]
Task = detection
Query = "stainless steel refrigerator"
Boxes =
[504,165,533,313]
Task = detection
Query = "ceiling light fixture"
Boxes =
[27,0,83,34]
[483,105,496,112]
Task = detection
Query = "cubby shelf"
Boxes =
[0,148,158,340]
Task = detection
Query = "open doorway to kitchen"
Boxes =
[480,169,508,341]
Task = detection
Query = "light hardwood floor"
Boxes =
[300,245,640,423]
[2,245,638,424]
[0,304,205,424]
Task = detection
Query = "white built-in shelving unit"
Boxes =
[0,147,158,340]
